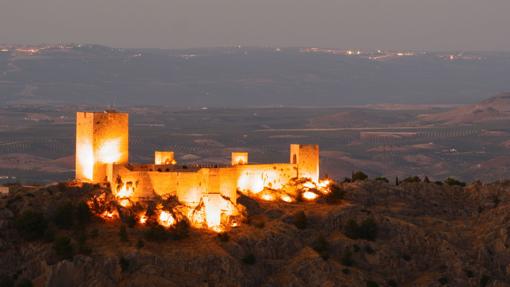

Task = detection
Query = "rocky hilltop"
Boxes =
[1,178,510,287]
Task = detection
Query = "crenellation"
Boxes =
[76,111,320,213]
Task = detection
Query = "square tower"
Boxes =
[155,151,175,165]
[231,152,248,166]
[76,111,129,182]
[290,144,319,183]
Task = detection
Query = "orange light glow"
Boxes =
[116,183,134,198]
[261,193,275,201]
[280,194,293,203]
[100,210,118,220]
[158,211,175,228]
[77,140,94,180]
[139,214,148,224]
[302,191,318,201]
[119,198,131,207]
[97,138,122,163]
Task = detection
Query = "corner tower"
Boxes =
[290,144,319,183]
[75,111,129,182]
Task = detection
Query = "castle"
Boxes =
[75,111,320,212]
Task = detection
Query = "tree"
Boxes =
[352,171,368,182]
[444,177,466,187]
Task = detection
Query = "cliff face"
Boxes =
[1,180,510,287]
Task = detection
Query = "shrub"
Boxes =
[403,176,421,183]
[242,253,256,265]
[364,245,375,254]
[325,184,345,204]
[53,202,75,229]
[136,239,145,249]
[292,211,307,230]
[341,250,354,266]
[352,171,368,182]
[480,275,490,287]
[119,225,129,242]
[75,202,92,226]
[125,214,137,228]
[342,268,350,275]
[375,176,389,183]
[464,269,474,278]
[311,236,330,260]
[344,218,378,241]
[0,274,14,287]
[217,232,230,242]
[119,256,130,272]
[438,277,448,285]
[170,221,189,240]
[444,177,466,187]
[15,210,48,241]
[387,279,398,287]
[366,281,379,287]
[53,236,74,260]
[249,215,265,228]
[144,224,169,241]
[16,278,33,287]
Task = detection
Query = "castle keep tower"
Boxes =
[290,144,319,183]
[75,111,129,182]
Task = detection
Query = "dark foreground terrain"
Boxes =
[1,178,510,287]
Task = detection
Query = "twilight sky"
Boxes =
[1,0,509,51]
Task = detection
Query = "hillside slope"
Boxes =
[1,180,510,286]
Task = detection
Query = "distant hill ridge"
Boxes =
[418,93,510,124]
[1,45,510,106]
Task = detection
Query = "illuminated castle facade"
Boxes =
[75,111,320,209]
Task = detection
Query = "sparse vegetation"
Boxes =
[53,201,75,229]
[53,236,74,260]
[311,236,330,260]
[0,274,14,287]
[480,275,491,287]
[438,276,448,285]
[352,171,368,182]
[444,177,466,187]
[217,232,230,242]
[387,279,398,287]
[324,184,345,204]
[403,176,421,183]
[375,176,389,183]
[15,278,33,287]
[242,253,256,265]
[249,215,265,228]
[119,256,130,272]
[341,249,354,266]
[144,224,170,241]
[15,210,48,241]
[136,239,145,249]
[292,211,307,229]
[75,201,92,226]
[119,225,129,242]
[366,281,379,287]
[344,218,378,241]
[170,220,190,240]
